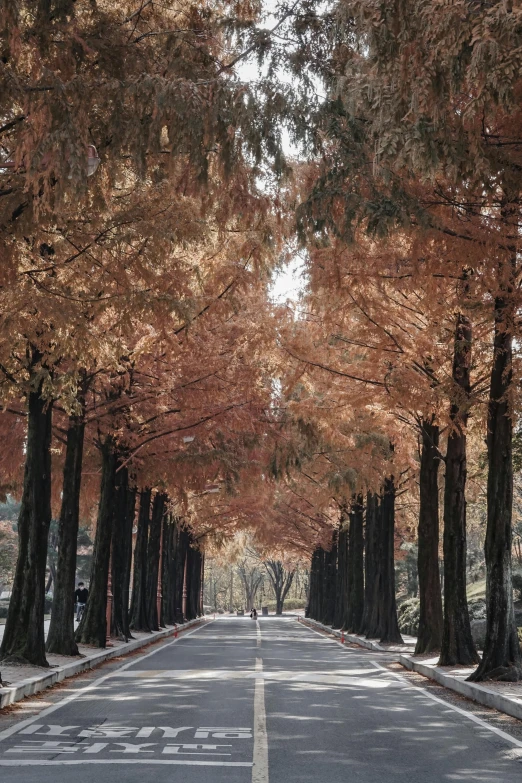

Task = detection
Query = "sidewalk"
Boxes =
[0,618,203,710]
[299,617,522,723]
[0,619,51,644]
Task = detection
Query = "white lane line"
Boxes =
[295,618,522,752]
[252,658,268,783]
[0,760,253,767]
[256,620,261,648]
[370,660,522,751]
[0,621,213,742]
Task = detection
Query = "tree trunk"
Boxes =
[306,548,321,619]
[146,492,166,631]
[333,513,348,628]
[320,537,337,626]
[0,384,53,666]
[175,528,190,622]
[415,419,443,654]
[362,492,378,635]
[129,489,152,632]
[440,315,479,666]
[111,467,135,641]
[75,439,117,647]
[185,544,202,620]
[365,495,383,639]
[378,479,403,645]
[346,498,364,634]
[470,284,522,681]
[161,515,178,626]
[46,411,85,656]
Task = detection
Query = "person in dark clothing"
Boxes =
[74,582,89,622]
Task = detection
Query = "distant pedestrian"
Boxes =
[250,607,258,620]
[74,582,89,622]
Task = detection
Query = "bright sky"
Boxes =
[236,4,307,307]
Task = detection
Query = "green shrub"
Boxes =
[262,598,307,612]
[397,597,420,636]
[513,573,522,601]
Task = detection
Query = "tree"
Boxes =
[264,560,296,615]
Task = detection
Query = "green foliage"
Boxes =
[397,597,419,636]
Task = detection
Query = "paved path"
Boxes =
[1,616,522,781]
[0,620,51,644]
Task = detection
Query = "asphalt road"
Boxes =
[1,616,522,781]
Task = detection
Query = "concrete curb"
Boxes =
[0,618,203,710]
[398,654,522,722]
[298,616,522,724]
[297,616,385,652]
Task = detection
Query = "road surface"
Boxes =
[1,616,521,781]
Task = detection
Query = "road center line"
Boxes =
[252,657,268,783]
[256,620,261,648]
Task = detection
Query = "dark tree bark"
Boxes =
[264,560,296,615]
[185,544,202,620]
[0,383,53,666]
[161,515,179,626]
[129,489,152,632]
[46,408,86,656]
[440,315,479,666]
[75,437,117,648]
[346,498,364,634]
[415,419,443,655]
[470,277,522,681]
[333,512,348,628]
[306,548,322,619]
[361,492,378,635]
[378,479,403,644]
[176,528,190,622]
[146,492,166,632]
[320,536,337,626]
[365,495,383,639]
[111,467,136,641]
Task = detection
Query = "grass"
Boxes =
[467,579,486,601]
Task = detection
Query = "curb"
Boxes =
[298,617,522,724]
[398,654,522,723]
[297,616,385,652]
[0,618,203,710]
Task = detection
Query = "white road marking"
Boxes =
[252,657,268,783]
[0,621,212,742]
[0,759,253,766]
[295,618,522,752]
[370,660,522,751]
[256,620,261,648]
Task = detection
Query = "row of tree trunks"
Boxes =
[0,381,203,666]
[306,487,402,646]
